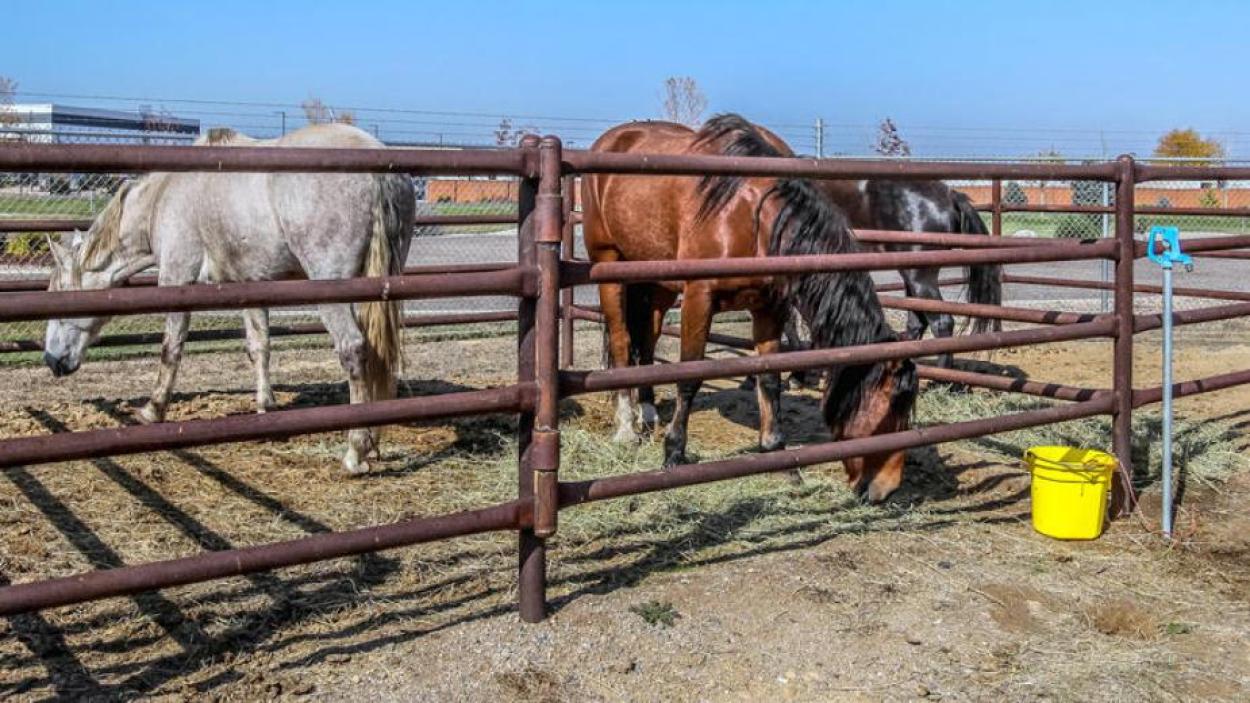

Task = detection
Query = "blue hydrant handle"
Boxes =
[1147,225,1193,270]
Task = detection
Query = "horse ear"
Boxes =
[46,235,70,266]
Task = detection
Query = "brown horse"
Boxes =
[583,114,918,501]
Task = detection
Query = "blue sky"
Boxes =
[6,0,1250,156]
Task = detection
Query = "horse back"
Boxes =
[583,121,778,286]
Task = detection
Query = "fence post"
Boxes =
[560,174,576,368]
[991,179,1003,237]
[1111,155,1136,517]
[515,135,564,623]
[515,135,544,622]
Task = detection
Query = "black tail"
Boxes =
[952,191,1002,334]
[767,179,917,431]
[624,284,653,367]
[598,285,655,371]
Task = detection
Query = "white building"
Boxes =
[1,103,199,144]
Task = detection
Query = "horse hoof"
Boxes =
[134,404,163,425]
[760,433,786,453]
[639,403,659,431]
[662,452,687,469]
[778,469,803,486]
[612,427,641,444]
[343,456,370,476]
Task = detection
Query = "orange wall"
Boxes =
[425,179,518,204]
[960,184,1243,208]
[426,178,1244,210]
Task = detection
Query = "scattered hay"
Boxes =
[493,667,562,703]
[1086,598,1158,640]
[917,385,1249,488]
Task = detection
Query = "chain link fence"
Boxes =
[4,130,1250,355]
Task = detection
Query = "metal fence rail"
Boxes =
[0,139,1248,627]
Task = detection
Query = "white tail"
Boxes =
[356,175,406,404]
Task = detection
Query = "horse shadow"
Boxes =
[685,381,968,506]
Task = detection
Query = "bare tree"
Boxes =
[660,76,707,127]
[872,118,911,157]
[301,96,332,124]
[493,117,539,147]
[493,117,514,147]
[0,76,18,127]
[138,103,178,133]
[300,96,356,126]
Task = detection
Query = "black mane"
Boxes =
[692,114,785,222]
[767,180,916,429]
[691,113,917,430]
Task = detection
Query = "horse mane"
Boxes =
[202,127,240,145]
[80,180,134,270]
[688,113,917,430]
[692,113,784,222]
[197,127,265,146]
[764,179,914,429]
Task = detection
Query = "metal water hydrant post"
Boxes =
[1146,225,1192,539]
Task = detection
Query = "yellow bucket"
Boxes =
[1025,446,1116,540]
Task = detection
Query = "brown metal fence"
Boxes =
[1,138,1249,624]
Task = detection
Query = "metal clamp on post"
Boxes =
[531,428,561,538]
[1146,225,1191,540]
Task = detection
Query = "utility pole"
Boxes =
[815,118,825,158]
[276,110,287,136]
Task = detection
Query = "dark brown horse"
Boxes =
[748,178,1001,390]
[818,179,1002,365]
[583,114,918,501]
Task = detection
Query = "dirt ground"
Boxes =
[0,319,1249,702]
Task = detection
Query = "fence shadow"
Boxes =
[4,379,1244,698]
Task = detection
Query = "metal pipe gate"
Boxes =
[0,139,1248,622]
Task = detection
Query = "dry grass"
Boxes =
[917,384,1250,488]
[0,328,1248,700]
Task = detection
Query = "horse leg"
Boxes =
[637,286,677,432]
[598,281,639,443]
[753,308,802,485]
[751,309,787,453]
[899,269,930,342]
[242,307,275,413]
[782,307,816,389]
[663,286,712,468]
[318,302,374,474]
[137,312,190,424]
[906,267,954,368]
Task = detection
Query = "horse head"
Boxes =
[825,357,918,502]
[44,181,155,377]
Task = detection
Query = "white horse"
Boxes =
[43,123,416,474]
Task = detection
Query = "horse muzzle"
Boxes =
[44,352,79,378]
